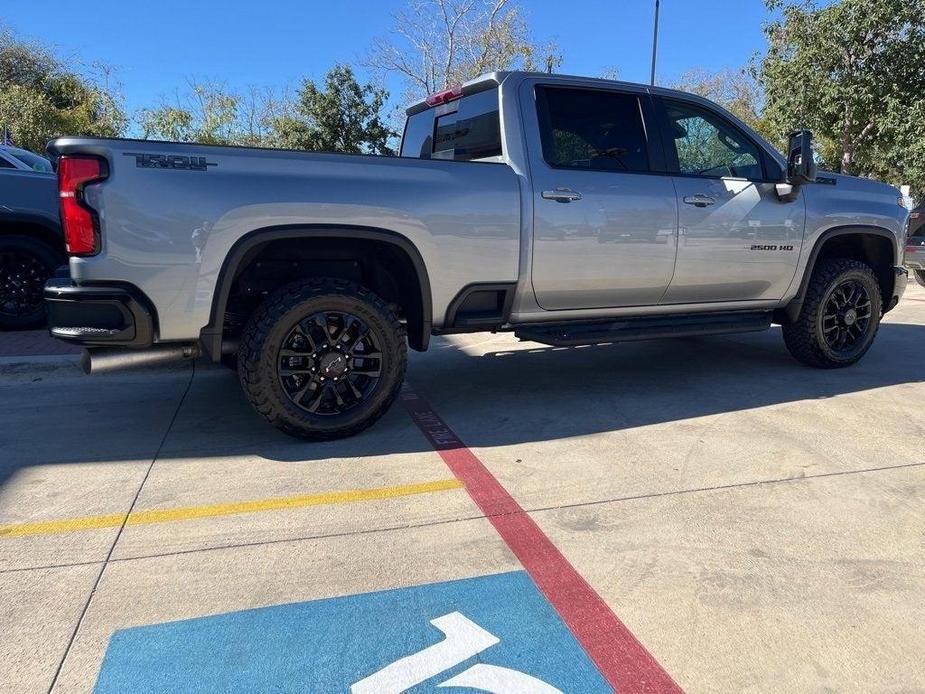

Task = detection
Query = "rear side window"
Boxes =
[432,89,501,161]
[536,87,650,173]
[400,88,502,161]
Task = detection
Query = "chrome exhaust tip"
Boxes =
[81,344,199,375]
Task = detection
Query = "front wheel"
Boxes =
[914,269,925,288]
[782,258,882,368]
[238,278,407,440]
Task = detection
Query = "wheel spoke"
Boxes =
[346,377,364,400]
[330,383,346,408]
[303,386,325,413]
[331,316,357,345]
[290,380,318,404]
[351,362,381,377]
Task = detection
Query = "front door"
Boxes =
[527,84,678,311]
[656,98,806,304]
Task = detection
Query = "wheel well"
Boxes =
[0,220,64,256]
[814,233,894,303]
[778,230,896,324]
[218,233,429,352]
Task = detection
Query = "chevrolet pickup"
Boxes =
[44,71,909,439]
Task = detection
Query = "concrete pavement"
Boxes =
[1,281,924,692]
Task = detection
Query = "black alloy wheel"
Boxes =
[277,310,384,416]
[820,279,873,358]
[0,235,62,330]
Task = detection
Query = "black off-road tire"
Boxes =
[0,235,62,330]
[914,269,925,288]
[238,278,407,440]
[782,258,882,369]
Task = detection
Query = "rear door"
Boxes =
[524,83,678,310]
[655,97,805,304]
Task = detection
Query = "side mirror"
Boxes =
[786,129,817,185]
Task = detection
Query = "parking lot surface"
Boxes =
[2,282,924,693]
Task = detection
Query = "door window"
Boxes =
[662,99,764,180]
[536,87,650,173]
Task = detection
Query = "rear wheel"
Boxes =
[782,258,882,368]
[238,278,407,440]
[0,235,61,330]
[914,269,925,288]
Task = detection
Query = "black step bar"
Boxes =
[514,310,773,347]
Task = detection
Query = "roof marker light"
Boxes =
[424,85,464,107]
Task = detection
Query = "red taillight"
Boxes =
[424,84,463,107]
[58,156,106,256]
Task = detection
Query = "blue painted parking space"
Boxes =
[95,570,611,693]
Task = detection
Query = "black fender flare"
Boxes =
[0,211,64,248]
[199,224,433,359]
[782,224,898,323]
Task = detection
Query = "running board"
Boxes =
[514,310,773,347]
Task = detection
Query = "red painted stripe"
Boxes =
[401,386,683,694]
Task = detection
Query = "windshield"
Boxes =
[5,148,53,173]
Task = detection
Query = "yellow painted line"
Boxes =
[0,479,465,539]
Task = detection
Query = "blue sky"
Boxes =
[3,0,773,122]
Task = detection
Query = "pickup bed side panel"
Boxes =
[65,141,521,341]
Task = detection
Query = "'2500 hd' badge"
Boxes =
[124,152,217,171]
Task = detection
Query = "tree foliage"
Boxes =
[367,0,561,101]
[140,67,392,154]
[0,30,126,152]
[671,68,768,137]
[270,65,393,154]
[139,81,262,145]
[760,0,925,194]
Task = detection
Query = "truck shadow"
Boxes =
[1,322,923,484]
[400,321,925,453]
[122,322,925,461]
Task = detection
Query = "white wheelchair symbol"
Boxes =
[350,611,563,693]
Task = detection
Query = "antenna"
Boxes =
[650,0,661,86]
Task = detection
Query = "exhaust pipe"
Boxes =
[81,344,200,375]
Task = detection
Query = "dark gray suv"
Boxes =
[0,148,64,328]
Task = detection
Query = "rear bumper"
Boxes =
[906,238,925,271]
[888,265,908,311]
[44,278,156,347]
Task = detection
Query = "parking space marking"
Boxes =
[0,479,464,538]
[95,571,611,692]
[401,385,683,694]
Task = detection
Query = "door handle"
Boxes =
[542,188,582,203]
[683,194,715,208]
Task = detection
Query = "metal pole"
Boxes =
[650,0,660,86]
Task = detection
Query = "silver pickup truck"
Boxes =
[44,71,909,440]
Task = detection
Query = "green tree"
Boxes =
[0,30,126,152]
[671,68,769,138]
[139,81,247,145]
[760,0,925,194]
[270,65,393,155]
